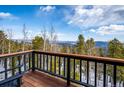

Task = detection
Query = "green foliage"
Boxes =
[99,48,104,57]
[60,45,72,53]
[117,66,124,81]
[0,30,7,39]
[75,72,80,80]
[85,38,95,49]
[32,36,44,50]
[76,34,96,55]
[76,34,85,54]
[108,38,124,82]
[60,45,68,53]
[0,30,32,53]
[0,30,7,53]
[85,38,95,55]
[108,38,124,58]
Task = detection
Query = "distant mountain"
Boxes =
[12,39,32,43]
[95,41,108,48]
[12,39,108,48]
[55,41,76,46]
[55,41,108,48]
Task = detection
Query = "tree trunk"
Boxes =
[8,41,11,53]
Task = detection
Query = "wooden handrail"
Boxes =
[34,50,124,64]
[0,50,33,58]
[0,50,124,64]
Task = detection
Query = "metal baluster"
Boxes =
[40,54,42,69]
[67,57,70,86]
[113,65,117,87]
[4,58,7,79]
[73,59,75,80]
[50,56,52,72]
[18,56,21,74]
[80,60,82,82]
[43,54,45,70]
[54,56,56,74]
[103,63,106,87]
[37,54,39,68]
[64,57,66,77]
[12,57,15,76]
[47,55,48,71]
[94,62,97,86]
[29,53,31,70]
[59,57,61,75]
[32,51,35,72]
[87,61,89,84]
[24,55,26,71]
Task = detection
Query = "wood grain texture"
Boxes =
[21,71,77,87]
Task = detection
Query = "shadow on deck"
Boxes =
[21,71,78,87]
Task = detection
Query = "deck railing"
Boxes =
[0,50,124,87]
[0,50,32,86]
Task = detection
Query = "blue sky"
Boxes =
[0,5,124,42]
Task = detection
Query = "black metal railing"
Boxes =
[0,50,124,87]
[33,51,124,87]
[0,50,32,87]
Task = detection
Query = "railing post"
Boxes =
[17,77,22,87]
[32,51,35,72]
[67,57,70,86]
[4,58,7,79]
[18,56,21,74]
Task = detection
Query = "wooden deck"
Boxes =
[21,71,77,87]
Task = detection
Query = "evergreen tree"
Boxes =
[76,34,85,54]
[85,38,95,55]
[32,36,44,50]
[99,48,104,57]
[108,38,124,58]
[108,38,124,86]
[0,30,7,54]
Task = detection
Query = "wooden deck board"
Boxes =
[21,71,77,87]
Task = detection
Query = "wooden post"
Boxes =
[17,77,22,87]
[32,51,35,72]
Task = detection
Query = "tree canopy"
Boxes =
[108,38,124,58]
[32,36,44,50]
[76,34,85,54]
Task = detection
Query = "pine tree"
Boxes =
[32,36,44,51]
[108,38,124,86]
[76,34,85,54]
[85,38,95,55]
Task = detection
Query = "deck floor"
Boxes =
[21,71,77,87]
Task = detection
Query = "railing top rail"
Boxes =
[0,50,124,65]
[34,50,124,64]
[0,50,33,58]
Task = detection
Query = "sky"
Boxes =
[0,5,124,42]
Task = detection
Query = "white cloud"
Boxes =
[0,12,18,20]
[89,24,124,35]
[66,6,124,29]
[89,29,96,32]
[0,12,12,18]
[40,6,55,12]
